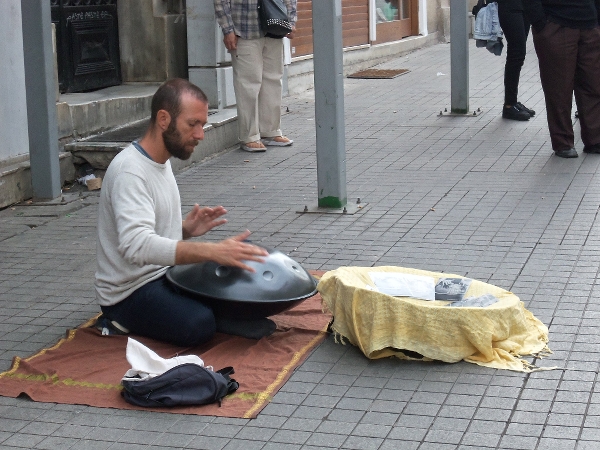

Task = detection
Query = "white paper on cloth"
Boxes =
[368,272,436,300]
[122,337,205,382]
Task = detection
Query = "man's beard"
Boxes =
[162,122,197,160]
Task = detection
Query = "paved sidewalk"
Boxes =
[1,38,599,450]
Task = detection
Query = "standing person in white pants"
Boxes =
[214,0,297,152]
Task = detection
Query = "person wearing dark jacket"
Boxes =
[524,0,600,158]
[497,0,534,121]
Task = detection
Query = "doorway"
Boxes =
[374,0,419,43]
[51,0,122,93]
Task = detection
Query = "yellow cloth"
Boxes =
[318,266,552,372]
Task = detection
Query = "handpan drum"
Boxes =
[166,248,317,319]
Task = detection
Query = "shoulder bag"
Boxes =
[257,0,293,37]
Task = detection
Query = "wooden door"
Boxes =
[292,0,370,58]
[374,0,419,44]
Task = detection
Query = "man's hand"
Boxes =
[182,204,227,239]
[223,32,238,51]
[175,230,268,272]
[210,230,268,272]
[286,26,296,40]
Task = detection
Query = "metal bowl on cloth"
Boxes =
[166,248,318,319]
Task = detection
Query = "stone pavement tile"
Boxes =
[460,431,502,448]
[467,419,508,435]
[272,391,309,406]
[301,447,339,450]
[314,420,355,436]
[506,422,544,437]
[438,405,477,420]
[417,442,458,450]
[340,435,383,450]
[269,429,311,445]
[537,437,577,450]
[187,435,230,450]
[222,439,266,450]
[369,399,405,414]
[68,440,112,450]
[302,394,342,409]
[291,405,331,420]
[280,418,321,432]
[35,435,80,449]
[234,425,276,442]
[117,429,163,445]
[324,408,365,423]
[403,402,442,417]
[1,433,46,448]
[424,428,464,445]
[430,417,471,432]
[304,431,347,448]
[151,431,196,448]
[261,443,300,450]
[511,410,549,425]
[50,423,94,439]
[543,424,581,440]
[352,423,391,438]
[311,383,349,397]
[260,402,298,417]
[498,434,539,449]
[83,427,127,442]
[0,418,28,433]
[358,411,398,426]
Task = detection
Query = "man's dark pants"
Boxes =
[532,22,600,151]
[101,276,216,347]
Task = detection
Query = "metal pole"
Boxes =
[312,0,347,209]
[21,0,62,200]
[450,0,469,114]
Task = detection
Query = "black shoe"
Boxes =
[502,105,530,121]
[94,314,130,336]
[554,148,578,158]
[515,102,535,117]
[583,143,600,154]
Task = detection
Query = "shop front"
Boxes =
[291,0,420,59]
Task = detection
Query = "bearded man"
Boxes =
[94,78,268,346]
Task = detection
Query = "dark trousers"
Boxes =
[497,3,530,106]
[101,275,216,347]
[532,22,600,151]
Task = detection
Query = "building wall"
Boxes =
[0,2,29,164]
[118,0,188,82]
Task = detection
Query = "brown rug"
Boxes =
[0,279,330,418]
[347,68,410,79]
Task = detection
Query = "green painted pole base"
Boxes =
[318,196,345,209]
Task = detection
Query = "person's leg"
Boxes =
[101,276,216,347]
[257,38,288,142]
[532,22,579,154]
[574,27,600,152]
[497,4,527,107]
[231,38,265,147]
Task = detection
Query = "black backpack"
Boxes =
[121,364,239,407]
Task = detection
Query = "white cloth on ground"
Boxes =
[122,338,205,381]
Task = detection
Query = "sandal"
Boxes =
[240,141,267,152]
[261,136,294,147]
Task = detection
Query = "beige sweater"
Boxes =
[95,145,181,306]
